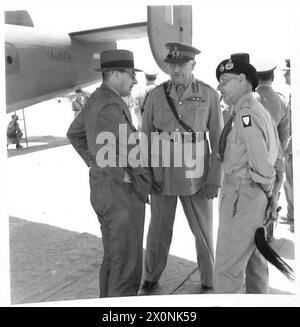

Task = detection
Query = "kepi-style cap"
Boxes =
[216,52,258,90]
[95,49,142,72]
[164,42,200,64]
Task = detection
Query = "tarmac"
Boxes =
[6,97,297,306]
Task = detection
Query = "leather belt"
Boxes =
[154,127,206,143]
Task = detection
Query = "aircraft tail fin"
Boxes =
[5,10,34,27]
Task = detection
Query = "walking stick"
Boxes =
[255,206,295,282]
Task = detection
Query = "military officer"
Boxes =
[67,49,152,297]
[253,59,289,240]
[140,42,223,293]
[214,53,281,293]
[132,69,158,129]
[282,59,293,230]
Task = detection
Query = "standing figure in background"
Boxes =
[282,59,293,231]
[253,59,289,240]
[132,70,158,130]
[71,88,89,118]
[7,114,23,149]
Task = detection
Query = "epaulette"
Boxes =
[276,91,286,99]
[160,80,172,94]
[240,101,251,111]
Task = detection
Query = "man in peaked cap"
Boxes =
[131,69,158,129]
[140,42,223,294]
[253,59,290,240]
[213,53,281,293]
[281,59,294,230]
[67,49,153,297]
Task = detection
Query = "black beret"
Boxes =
[216,53,258,90]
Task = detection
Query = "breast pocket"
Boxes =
[183,101,209,131]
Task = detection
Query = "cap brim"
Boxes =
[256,69,276,75]
[164,57,191,64]
[95,67,142,72]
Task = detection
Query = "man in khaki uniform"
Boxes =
[214,53,281,293]
[253,59,289,240]
[282,59,293,230]
[140,42,223,292]
[67,49,152,297]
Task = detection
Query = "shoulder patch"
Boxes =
[242,115,252,127]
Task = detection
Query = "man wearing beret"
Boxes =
[67,49,152,297]
[253,59,289,240]
[214,53,281,293]
[140,42,223,293]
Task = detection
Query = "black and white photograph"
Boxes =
[1,0,299,308]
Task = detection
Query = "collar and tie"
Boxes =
[175,84,186,99]
[218,111,236,162]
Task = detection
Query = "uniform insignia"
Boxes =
[242,115,252,127]
[220,64,225,72]
[225,59,234,70]
[170,46,180,58]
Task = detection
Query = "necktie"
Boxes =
[218,111,235,162]
[176,84,185,99]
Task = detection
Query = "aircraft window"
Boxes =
[7,56,13,64]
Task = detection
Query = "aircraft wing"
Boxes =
[69,22,147,42]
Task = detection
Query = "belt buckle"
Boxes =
[173,131,181,145]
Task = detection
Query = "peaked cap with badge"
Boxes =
[216,52,258,90]
[253,59,277,75]
[164,42,201,64]
[95,49,142,72]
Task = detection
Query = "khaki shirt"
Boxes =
[223,92,280,194]
[142,77,223,195]
[255,85,289,150]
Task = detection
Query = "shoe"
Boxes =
[201,284,212,291]
[141,280,158,292]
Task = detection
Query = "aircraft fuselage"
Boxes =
[5,25,114,113]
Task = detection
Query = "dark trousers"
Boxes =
[89,169,145,297]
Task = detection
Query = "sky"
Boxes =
[1,0,300,307]
[1,0,295,92]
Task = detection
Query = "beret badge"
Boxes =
[225,59,234,70]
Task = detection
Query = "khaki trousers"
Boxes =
[144,191,214,287]
[284,154,294,221]
[89,168,145,297]
[214,175,269,293]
